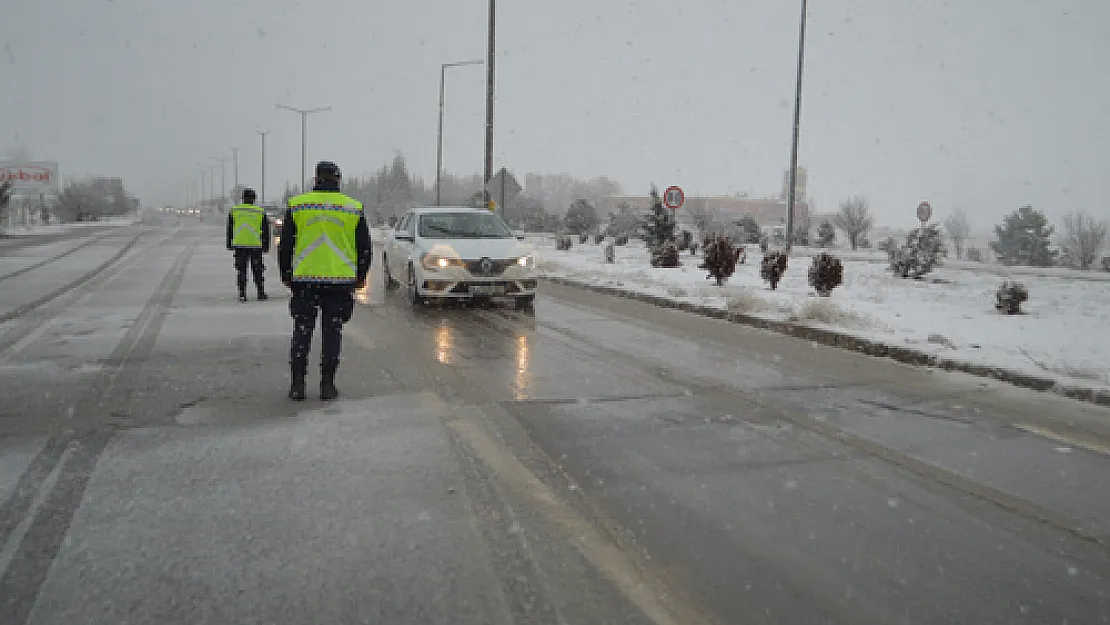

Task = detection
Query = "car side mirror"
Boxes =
[394,233,414,242]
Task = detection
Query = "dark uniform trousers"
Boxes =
[289,286,355,375]
[234,249,265,292]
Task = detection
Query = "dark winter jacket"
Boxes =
[277,179,372,288]
[226,207,272,253]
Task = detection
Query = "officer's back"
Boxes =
[277,161,371,400]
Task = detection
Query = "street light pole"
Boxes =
[213,157,229,208]
[257,131,268,205]
[483,0,496,209]
[437,59,484,206]
[785,0,808,254]
[276,104,332,191]
[231,147,240,189]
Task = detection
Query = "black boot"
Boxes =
[320,365,339,401]
[238,290,248,303]
[288,364,307,401]
[257,287,269,301]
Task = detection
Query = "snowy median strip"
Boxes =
[531,236,1110,406]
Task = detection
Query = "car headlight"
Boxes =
[421,254,459,271]
[516,255,534,268]
[274,218,282,226]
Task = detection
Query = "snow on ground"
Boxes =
[530,236,1110,393]
[0,215,137,236]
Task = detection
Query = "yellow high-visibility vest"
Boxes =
[230,204,265,248]
[288,191,363,284]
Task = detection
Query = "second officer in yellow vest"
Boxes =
[227,188,271,302]
[277,161,371,401]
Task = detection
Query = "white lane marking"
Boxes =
[1013,423,1110,457]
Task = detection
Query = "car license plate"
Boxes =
[471,285,505,296]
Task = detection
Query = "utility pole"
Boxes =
[436,59,484,206]
[276,104,331,191]
[257,131,268,205]
[785,0,808,254]
[231,147,240,189]
[483,0,496,209]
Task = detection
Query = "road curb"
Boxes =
[542,275,1110,408]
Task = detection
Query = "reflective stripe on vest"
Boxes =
[288,191,363,284]
[230,204,265,248]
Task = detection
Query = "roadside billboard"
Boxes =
[0,161,60,193]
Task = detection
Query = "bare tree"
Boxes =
[834,195,874,250]
[943,208,972,260]
[1061,210,1108,270]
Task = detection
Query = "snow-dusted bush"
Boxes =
[556,236,573,251]
[604,242,615,263]
[699,235,738,286]
[594,233,605,244]
[808,253,844,296]
[615,235,629,246]
[889,224,945,279]
[995,280,1028,315]
[761,251,788,290]
[578,233,589,244]
[650,241,681,268]
[966,247,984,263]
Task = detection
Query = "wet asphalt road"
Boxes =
[1,221,1109,624]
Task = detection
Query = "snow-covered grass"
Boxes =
[531,236,1110,393]
[1,215,137,236]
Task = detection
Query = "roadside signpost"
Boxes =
[663,185,685,210]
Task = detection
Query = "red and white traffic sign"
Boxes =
[663,185,685,210]
[917,201,933,223]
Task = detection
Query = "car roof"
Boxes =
[409,206,492,215]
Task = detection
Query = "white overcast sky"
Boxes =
[2,0,1107,229]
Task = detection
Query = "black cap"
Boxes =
[242,188,257,203]
[315,161,341,179]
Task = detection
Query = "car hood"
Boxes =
[419,238,533,260]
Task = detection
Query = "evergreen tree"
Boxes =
[816,220,836,247]
[990,205,1056,267]
[737,215,762,243]
[639,185,675,249]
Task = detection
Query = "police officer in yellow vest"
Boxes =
[226,188,271,302]
[277,161,371,401]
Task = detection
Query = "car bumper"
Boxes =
[417,276,538,298]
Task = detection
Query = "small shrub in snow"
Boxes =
[759,239,770,254]
[556,236,573,251]
[578,233,589,244]
[760,251,788,290]
[995,280,1028,315]
[889,224,945,279]
[615,235,629,246]
[807,253,843,296]
[689,242,699,256]
[594,233,605,244]
[650,241,681,268]
[966,247,984,263]
[699,235,738,286]
[735,246,747,264]
[878,237,898,253]
[604,243,616,263]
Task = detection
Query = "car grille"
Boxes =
[463,258,515,277]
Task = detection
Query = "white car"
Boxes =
[383,207,537,309]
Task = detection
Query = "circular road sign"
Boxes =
[663,186,685,210]
[917,201,933,223]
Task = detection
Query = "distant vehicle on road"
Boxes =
[383,206,537,310]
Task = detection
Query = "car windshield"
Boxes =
[418,212,513,239]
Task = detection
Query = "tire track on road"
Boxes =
[0,232,113,283]
[0,232,145,325]
[0,240,197,625]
